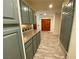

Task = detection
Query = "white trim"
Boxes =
[17,0,26,59]
[59,39,68,59]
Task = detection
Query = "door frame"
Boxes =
[41,19,51,31]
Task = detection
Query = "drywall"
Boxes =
[36,12,61,34]
[66,13,76,59]
[36,14,55,32]
[54,13,62,35]
[41,16,55,32]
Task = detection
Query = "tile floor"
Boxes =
[33,31,66,59]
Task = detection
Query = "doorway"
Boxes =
[41,19,51,31]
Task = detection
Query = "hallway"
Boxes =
[3,0,75,59]
[34,32,66,59]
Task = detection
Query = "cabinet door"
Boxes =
[36,32,40,49]
[3,27,24,59]
[60,2,74,51]
[20,1,30,24]
[25,43,33,59]
[29,8,33,24]
[37,32,41,46]
[33,17,36,24]
[32,36,37,55]
[32,11,36,24]
[60,1,75,52]
[60,13,73,51]
[3,0,14,18]
[32,32,41,55]
[3,0,19,24]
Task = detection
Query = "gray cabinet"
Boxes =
[3,0,25,59]
[33,16,36,24]
[20,1,35,24]
[60,13,73,51]
[3,0,19,24]
[20,1,30,24]
[29,8,34,24]
[3,27,24,59]
[24,31,41,59]
[25,44,33,59]
[37,32,41,47]
[32,36,37,55]
[29,9,36,24]
[60,1,74,52]
[32,32,41,55]
[3,0,14,18]
[25,39,33,59]
[32,11,36,24]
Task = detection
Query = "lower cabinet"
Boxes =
[37,32,41,48]
[32,36,37,55]
[3,27,24,59]
[25,31,41,59]
[25,42,33,59]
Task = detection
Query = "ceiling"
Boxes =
[24,0,69,15]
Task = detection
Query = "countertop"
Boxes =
[23,30,40,44]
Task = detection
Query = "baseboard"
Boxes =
[59,39,68,59]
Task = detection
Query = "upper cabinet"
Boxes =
[20,1,36,24]
[29,7,34,24]
[20,1,30,24]
[33,13,36,24]
[3,0,19,24]
[31,10,36,24]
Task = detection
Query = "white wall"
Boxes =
[66,13,76,59]
[36,13,55,32]
[36,14,42,30]
[41,16,55,32]
[54,13,62,35]
[36,12,61,34]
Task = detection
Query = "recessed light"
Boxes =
[49,4,53,8]
[23,7,28,11]
[43,13,47,16]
